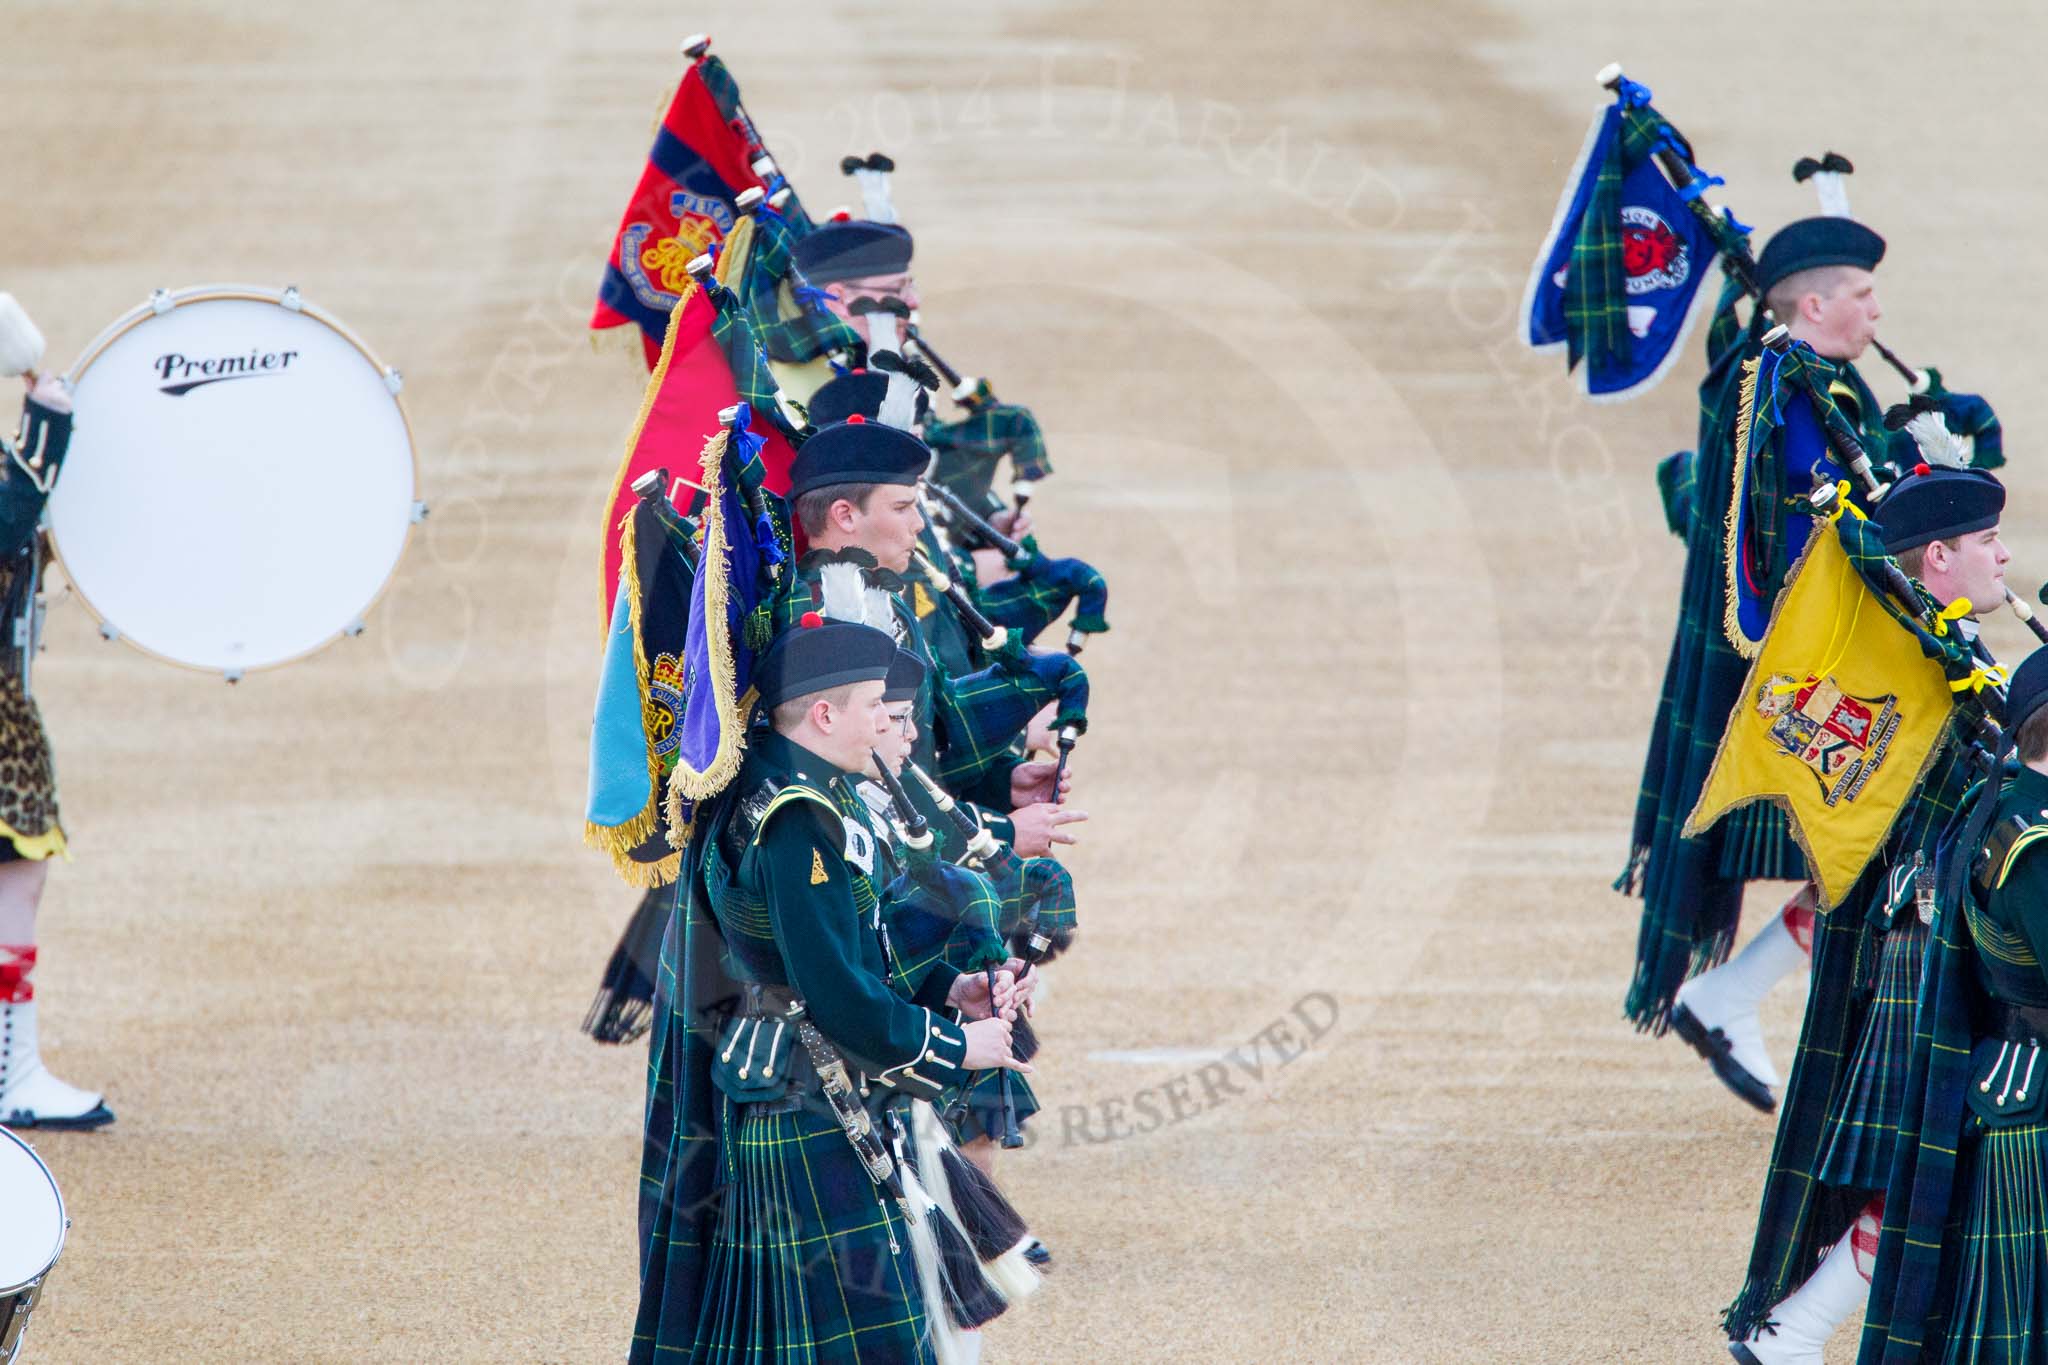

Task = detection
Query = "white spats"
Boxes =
[0,1001,109,1127]
[1734,1218,1875,1364]
[0,294,46,379]
[1675,890,1815,1094]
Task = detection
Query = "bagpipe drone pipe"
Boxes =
[907,544,1090,796]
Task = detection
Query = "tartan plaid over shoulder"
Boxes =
[706,280,790,434]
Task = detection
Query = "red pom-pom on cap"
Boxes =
[830,209,853,222]
[800,611,825,628]
[1915,462,1931,477]
[846,414,866,424]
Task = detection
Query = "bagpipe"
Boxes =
[893,756,1077,1151]
[917,477,1109,656]
[868,753,1024,1150]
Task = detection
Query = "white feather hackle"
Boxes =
[0,295,46,378]
[878,371,922,431]
[854,166,897,225]
[1904,410,1969,470]
[1813,172,1851,219]
[866,312,902,355]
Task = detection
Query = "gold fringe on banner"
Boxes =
[582,501,677,886]
[663,424,752,846]
[1721,354,1764,659]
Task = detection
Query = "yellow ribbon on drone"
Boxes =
[1687,520,1957,908]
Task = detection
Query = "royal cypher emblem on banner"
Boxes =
[1755,673,1900,807]
[621,190,738,312]
[645,652,685,773]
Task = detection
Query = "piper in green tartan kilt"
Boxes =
[631,620,1029,1365]
[1727,466,2010,1364]
[1628,219,1892,1110]
[1859,648,2048,1365]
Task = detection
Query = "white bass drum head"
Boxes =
[50,287,417,674]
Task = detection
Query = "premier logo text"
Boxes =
[154,348,300,395]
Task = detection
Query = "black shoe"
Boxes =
[1670,1003,1776,1114]
[3,1102,116,1131]
[1727,1344,1765,1365]
[1023,1240,1051,1269]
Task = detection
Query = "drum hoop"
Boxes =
[0,1123,66,1294]
[52,284,422,678]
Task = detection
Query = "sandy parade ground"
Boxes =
[8,1,2048,1360]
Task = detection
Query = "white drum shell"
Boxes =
[0,1125,63,1296]
[50,287,417,674]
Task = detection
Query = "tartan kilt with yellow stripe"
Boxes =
[1936,1119,2048,1365]
[633,815,940,1365]
[1815,916,1929,1190]
[692,1094,937,1365]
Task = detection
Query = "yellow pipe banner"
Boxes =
[1685,525,1955,909]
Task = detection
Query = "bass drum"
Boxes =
[0,1124,66,1362]
[51,285,421,678]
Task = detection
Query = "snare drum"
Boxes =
[0,1125,65,1362]
[50,285,422,678]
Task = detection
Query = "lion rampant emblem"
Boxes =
[1620,205,1690,295]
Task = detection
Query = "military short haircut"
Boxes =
[794,482,880,537]
[769,682,862,734]
[1895,536,1961,581]
[1764,264,1853,326]
[2021,706,2048,765]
